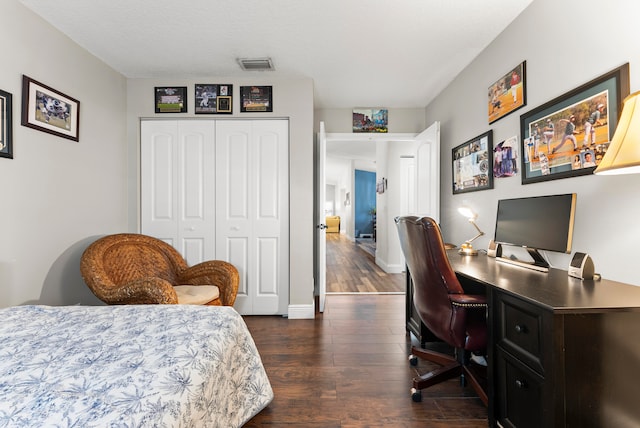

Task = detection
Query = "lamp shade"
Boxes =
[457,206,476,220]
[594,91,640,175]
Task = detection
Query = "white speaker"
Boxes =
[487,240,502,258]
[568,252,595,280]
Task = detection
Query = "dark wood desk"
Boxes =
[408,251,640,428]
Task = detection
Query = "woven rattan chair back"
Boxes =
[80,233,239,306]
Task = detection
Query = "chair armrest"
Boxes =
[450,294,486,308]
[100,277,178,305]
[178,260,240,306]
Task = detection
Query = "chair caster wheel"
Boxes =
[408,355,418,366]
[460,373,467,387]
[411,388,422,402]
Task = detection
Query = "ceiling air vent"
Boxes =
[237,57,275,71]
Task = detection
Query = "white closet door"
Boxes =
[141,120,215,265]
[215,120,289,315]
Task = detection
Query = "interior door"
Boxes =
[316,122,327,313]
[415,121,441,222]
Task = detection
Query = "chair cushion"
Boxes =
[174,285,220,305]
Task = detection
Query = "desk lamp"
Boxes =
[595,91,640,175]
[458,206,484,256]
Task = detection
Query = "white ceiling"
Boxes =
[20,0,533,110]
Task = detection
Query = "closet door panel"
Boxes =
[216,120,288,315]
[252,120,289,314]
[141,120,215,265]
[226,236,250,313]
[215,122,253,313]
[177,121,215,264]
[226,132,250,220]
[141,121,178,242]
[256,131,280,219]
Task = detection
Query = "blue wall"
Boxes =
[354,170,376,237]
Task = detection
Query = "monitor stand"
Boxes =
[496,248,550,273]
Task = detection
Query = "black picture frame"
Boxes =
[452,130,493,194]
[154,86,188,113]
[194,84,233,114]
[0,89,12,159]
[488,61,527,124]
[520,63,630,184]
[21,75,80,142]
[240,86,272,112]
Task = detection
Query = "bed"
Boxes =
[0,304,273,427]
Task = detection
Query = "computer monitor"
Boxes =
[494,193,576,271]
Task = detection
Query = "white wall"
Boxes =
[126,77,315,311]
[0,1,127,307]
[428,0,640,285]
[316,108,426,133]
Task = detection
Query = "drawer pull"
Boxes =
[514,324,527,334]
[515,379,527,389]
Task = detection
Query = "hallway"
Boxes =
[326,233,405,293]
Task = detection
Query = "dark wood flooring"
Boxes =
[244,294,488,427]
[326,233,405,293]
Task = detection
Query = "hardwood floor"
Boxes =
[326,233,405,293]
[244,294,488,427]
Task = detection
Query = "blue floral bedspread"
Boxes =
[0,305,273,427]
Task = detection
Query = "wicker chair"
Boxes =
[80,233,239,306]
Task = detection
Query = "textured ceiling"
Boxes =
[20,0,533,109]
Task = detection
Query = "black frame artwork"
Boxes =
[154,86,188,113]
[520,63,629,184]
[488,61,527,124]
[0,89,12,159]
[240,86,272,112]
[194,84,233,114]
[452,130,493,194]
[21,75,80,142]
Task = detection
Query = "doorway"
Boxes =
[316,123,440,303]
[323,133,416,295]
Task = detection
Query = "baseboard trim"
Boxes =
[375,257,404,274]
[288,303,315,319]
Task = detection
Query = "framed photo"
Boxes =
[240,86,272,112]
[195,84,232,114]
[488,61,526,124]
[452,130,493,194]
[21,75,80,142]
[520,63,630,184]
[353,108,388,133]
[494,135,519,178]
[154,86,187,113]
[0,89,12,159]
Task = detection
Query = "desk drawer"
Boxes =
[495,293,546,375]
[495,348,545,428]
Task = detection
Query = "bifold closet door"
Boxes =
[141,120,216,265]
[215,120,289,315]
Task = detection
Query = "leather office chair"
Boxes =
[81,233,239,306]
[395,216,488,405]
